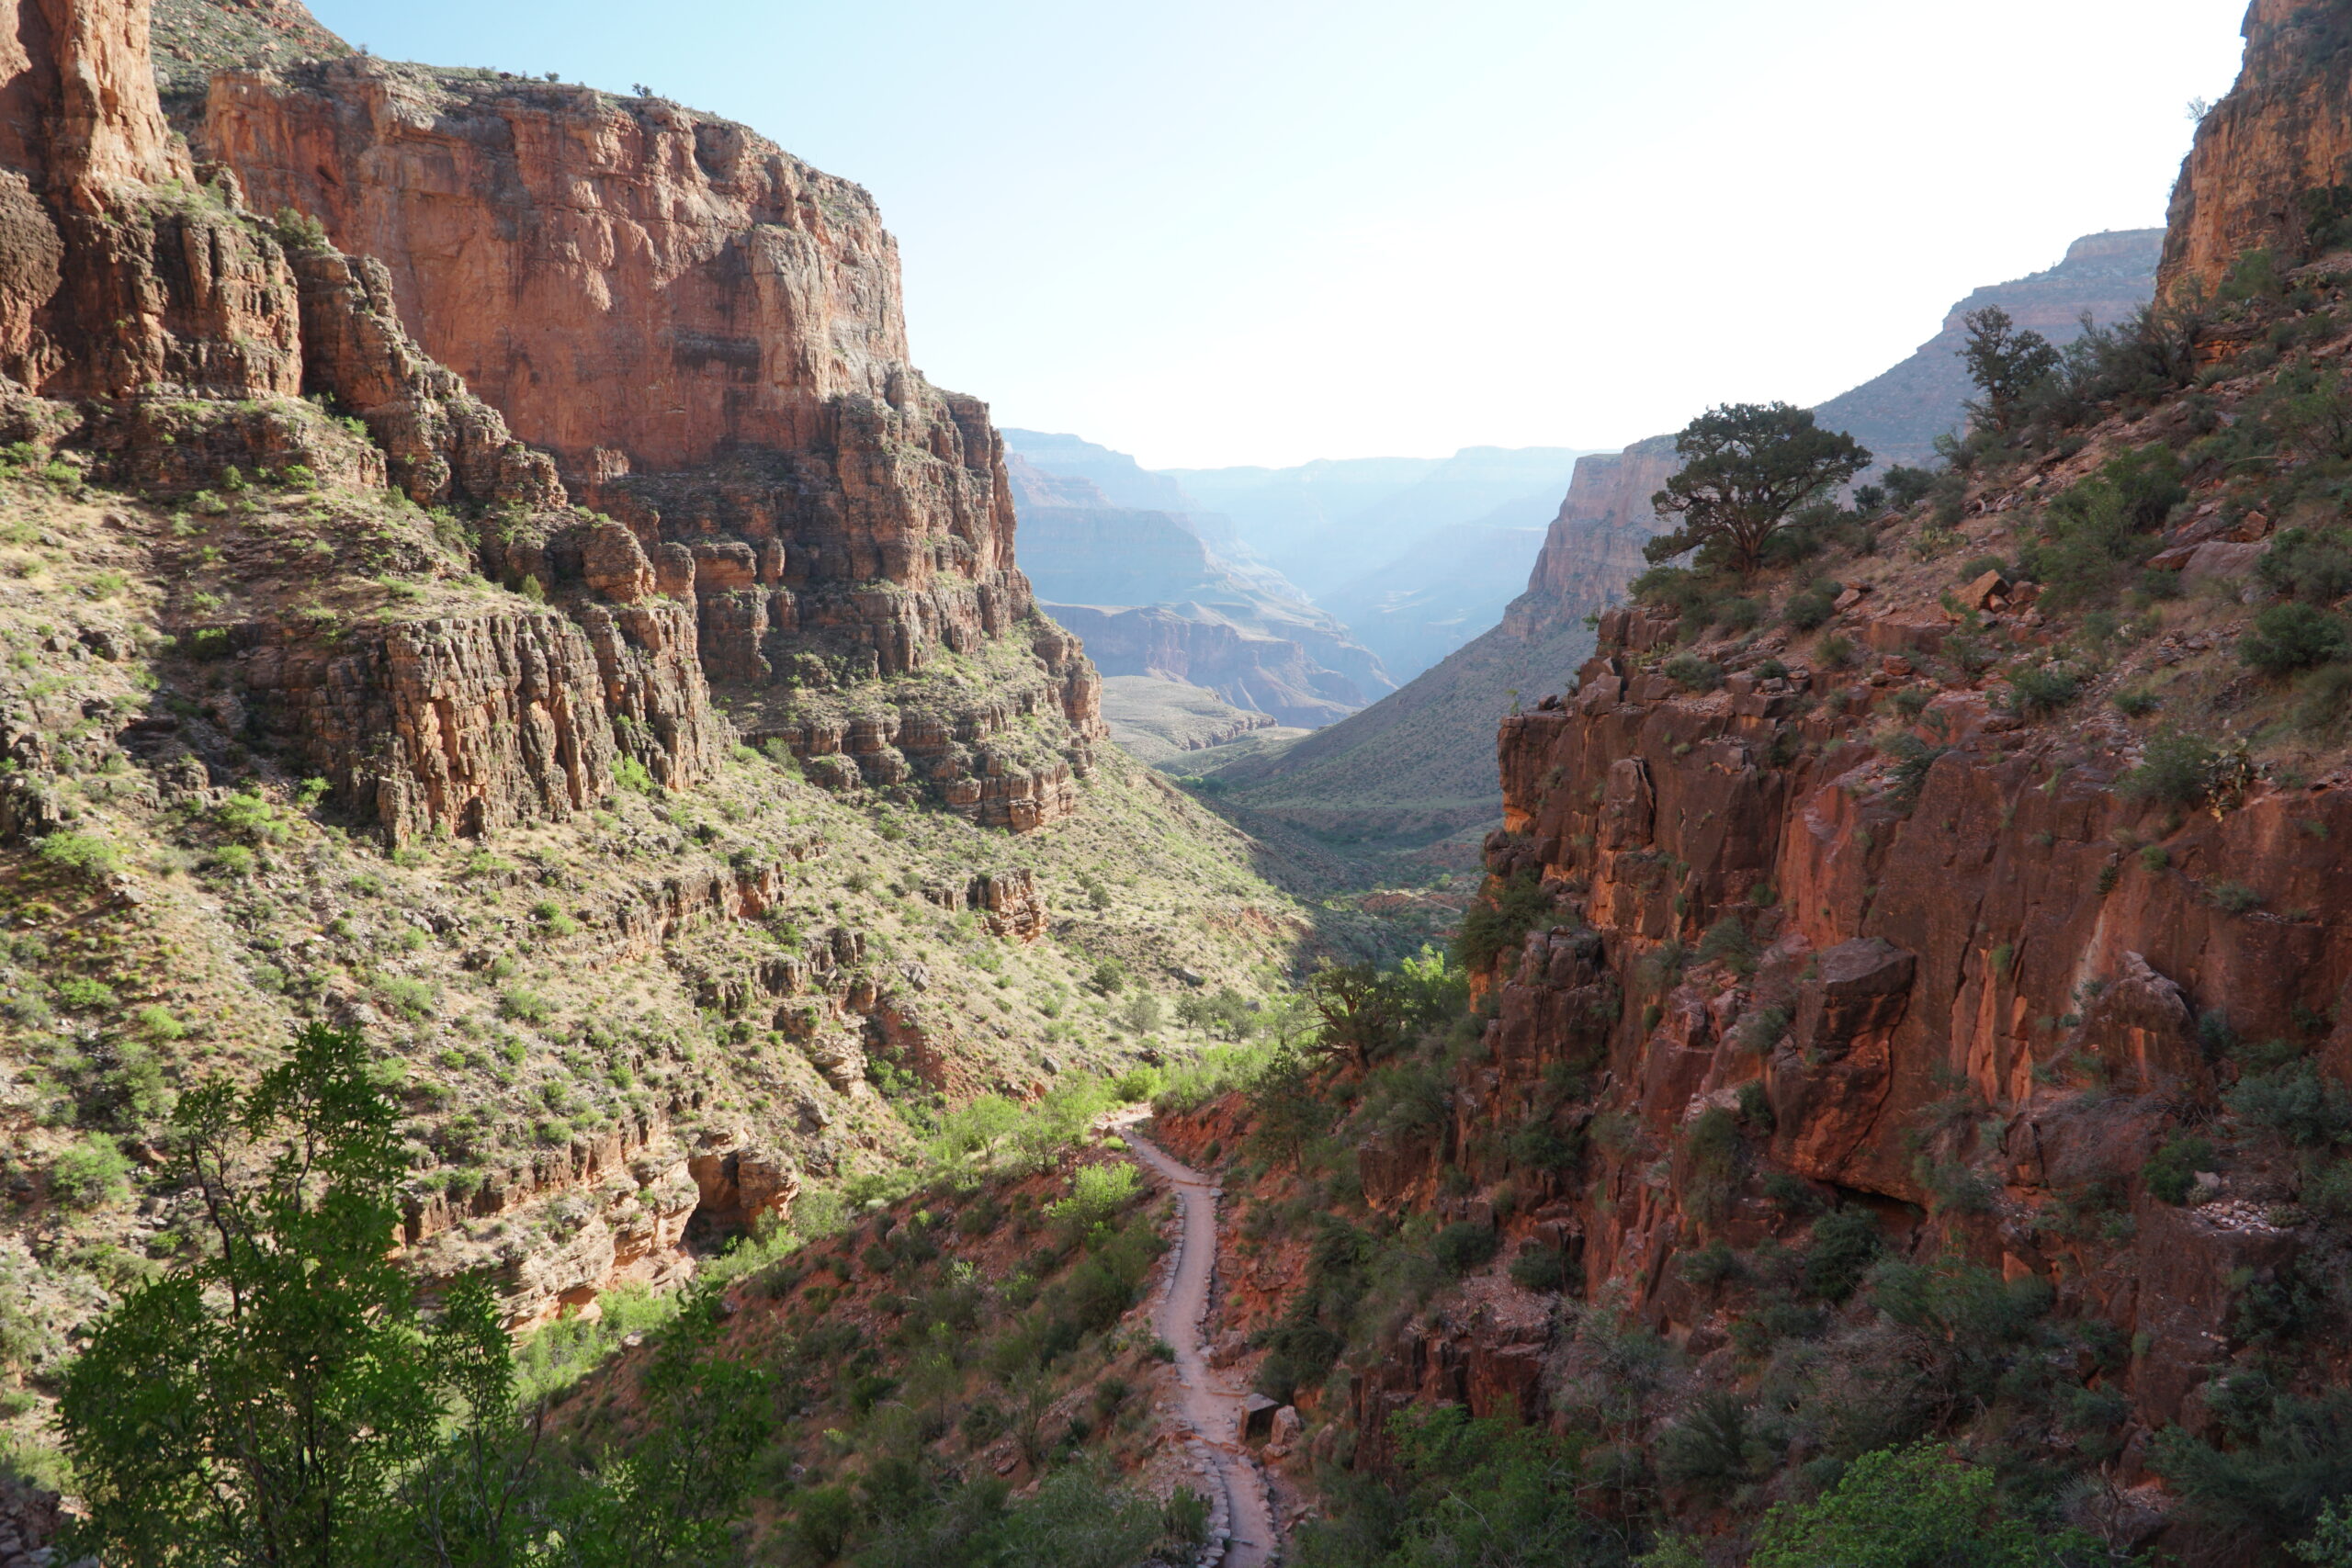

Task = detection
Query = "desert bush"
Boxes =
[2259,525,2352,603]
[51,1133,132,1208]
[2146,1134,2217,1205]
[2244,603,2352,675]
[2121,727,2220,806]
[37,831,121,881]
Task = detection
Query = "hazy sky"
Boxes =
[307,0,2250,469]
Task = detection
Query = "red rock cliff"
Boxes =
[2162,0,2352,295]
[0,0,299,398]
[185,50,1101,820]
[1446,603,2350,1451]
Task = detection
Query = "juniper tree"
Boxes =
[1645,402,1871,577]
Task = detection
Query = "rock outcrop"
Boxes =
[0,0,299,400]
[1456,601,2352,1438]
[175,43,1101,822]
[2162,0,2352,295]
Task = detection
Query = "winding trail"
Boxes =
[1121,1123,1278,1568]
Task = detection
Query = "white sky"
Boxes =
[311,0,2253,469]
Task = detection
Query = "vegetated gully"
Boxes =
[1119,1120,1280,1568]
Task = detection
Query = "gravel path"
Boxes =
[1122,1125,1278,1568]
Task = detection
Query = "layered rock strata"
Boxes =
[184,48,1103,821]
[1331,603,2352,1456]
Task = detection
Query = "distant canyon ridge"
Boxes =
[1020,227,2162,852]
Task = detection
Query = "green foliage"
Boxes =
[1803,1207,1883,1302]
[1751,1445,2102,1567]
[59,1022,777,1568]
[1047,1163,1140,1231]
[1455,871,1556,972]
[2244,603,2352,675]
[2260,525,2352,604]
[60,1024,447,1565]
[1432,1222,1499,1277]
[2295,1498,2352,1566]
[611,755,656,794]
[2154,1383,2352,1546]
[1509,1244,1571,1293]
[51,1132,133,1208]
[2001,663,2079,716]
[1645,402,1873,576]
[2146,1134,2216,1204]
[211,789,291,844]
[1961,306,2061,433]
[1661,652,1723,692]
[37,830,122,881]
[1782,579,1841,631]
[2121,726,2220,807]
[1292,1404,1613,1568]
[2227,1058,2352,1148]
[2016,445,2186,606]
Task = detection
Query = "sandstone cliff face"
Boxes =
[1415,602,2349,1454]
[2163,0,2352,295]
[1502,434,1681,639]
[0,0,299,400]
[187,50,1102,822]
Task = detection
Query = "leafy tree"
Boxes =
[1645,403,1871,576]
[61,1022,777,1568]
[1961,306,2061,434]
[61,1023,462,1567]
[1308,963,1401,1069]
[1750,1445,2102,1568]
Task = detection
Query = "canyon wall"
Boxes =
[2163,0,2352,295]
[177,42,1101,817]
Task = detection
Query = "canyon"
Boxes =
[6,0,2352,1562]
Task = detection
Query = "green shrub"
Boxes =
[2258,525,2352,603]
[1454,869,1555,971]
[2121,727,2219,806]
[1782,581,1839,630]
[1802,1207,1882,1302]
[38,831,122,881]
[498,988,554,1025]
[610,755,655,794]
[211,791,290,844]
[2002,663,2079,716]
[2243,603,2352,675]
[2112,687,2160,717]
[1752,1444,2101,1567]
[2146,1134,2216,1205]
[134,1005,186,1042]
[51,1133,133,1208]
[375,977,436,1022]
[56,976,119,1011]
[1509,1243,1571,1292]
[1433,1222,1500,1277]
[2227,1059,2352,1148]
[1662,653,1724,693]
